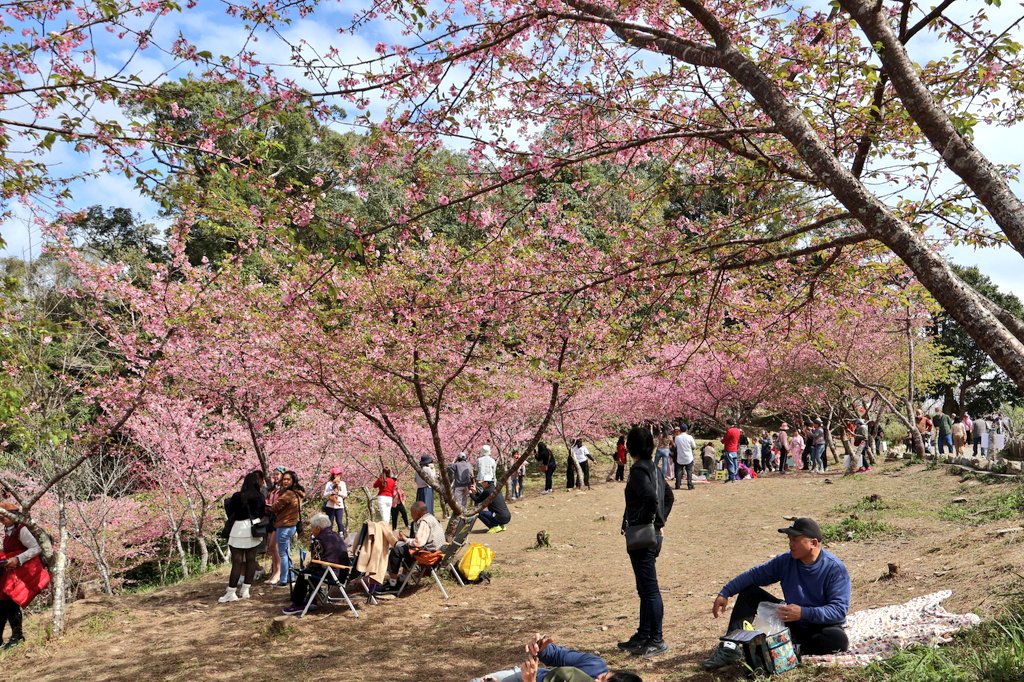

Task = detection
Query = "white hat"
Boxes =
[479,445,491,457]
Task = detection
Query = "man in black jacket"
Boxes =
[470,479,512,533]
[619,425,674,659]
[282,513,348,615]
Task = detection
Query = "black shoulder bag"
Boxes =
[624,464,662,552]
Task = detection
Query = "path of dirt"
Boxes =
[9,460,1023,681]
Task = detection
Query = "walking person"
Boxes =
[617,425,673,659]
[614,435,627,482]
[322,467,347,534]
[971,415,989,458]
[673,424,696,490]
[952,417,968,457]
[269,470,305,587]
[934,408,954,455]
[219,471,267,603]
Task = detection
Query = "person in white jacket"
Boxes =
[476,445,496,484]
[673,424,697,490]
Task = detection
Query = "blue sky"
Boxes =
[1,1,1022,299]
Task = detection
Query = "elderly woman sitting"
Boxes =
[282,513,348,615]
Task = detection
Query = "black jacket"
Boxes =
[623,459,673,529]
[225,491,266,521]
[471,486,511,525]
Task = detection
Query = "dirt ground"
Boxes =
[8,459,1024,682]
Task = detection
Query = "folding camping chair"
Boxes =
[442,514,477,587]
[396,514,477,597]
[298,558,360,618]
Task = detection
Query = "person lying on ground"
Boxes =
[281,513,349,615]
[701,517,851,670]
[377,501,445,593]
[470,633,642,682]
[470,479,512,533]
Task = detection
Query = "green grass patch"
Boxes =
[939,486,1024,526]
[822,516,897,543]
[833,494,892,515]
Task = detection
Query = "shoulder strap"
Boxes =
[647,462,664,524]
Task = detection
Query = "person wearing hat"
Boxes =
[471,633,643,682]
[476,445,497,485]
[777,423,790,474]
[701,518,851,670]
[323,467,348,534]
[415,454,438,516]
[672,424,696,490]
[0,501,44,648]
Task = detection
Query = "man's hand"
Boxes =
[777,604,802,622]
[520,655,538,681]
[2,558,18,570]
[526,633,553,657]
[712,594,729,618]
[398,531,407,541]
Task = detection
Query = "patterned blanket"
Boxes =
[804,590,981,667]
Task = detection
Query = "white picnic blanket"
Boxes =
[804,590,981,667]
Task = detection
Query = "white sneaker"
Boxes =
[218,586,239,603]
[238,583,251,599]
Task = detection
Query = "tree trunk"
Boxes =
[197,535,209,574]
[50,489,69,638]
[172,528,188,579]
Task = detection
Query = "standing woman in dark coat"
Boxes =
[537,442,556,494]
[219,471,266,603]
[618,425,673,659]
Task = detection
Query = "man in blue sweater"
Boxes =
[701,518,851,670]
[471,634,642,682]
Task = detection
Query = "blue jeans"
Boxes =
[724,452,738,481]
[416,486,434,516]
[323,507,345,534]
[938,433,953,454]
[813,443,828,469]
[654,448,671,478]
[277,525,296,584]
[628,536,664,641]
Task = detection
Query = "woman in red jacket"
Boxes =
[0,501,45,649]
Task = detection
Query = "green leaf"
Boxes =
[39,132,57,151]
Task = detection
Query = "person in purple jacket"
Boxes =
[701,518,851,670]
[471,634,642,682]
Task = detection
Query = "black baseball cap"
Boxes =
[778,518,823,541]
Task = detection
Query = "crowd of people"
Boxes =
[914,408,1008,458]
[208,408,997,680]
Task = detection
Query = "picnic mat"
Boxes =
[804,590,981,667]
